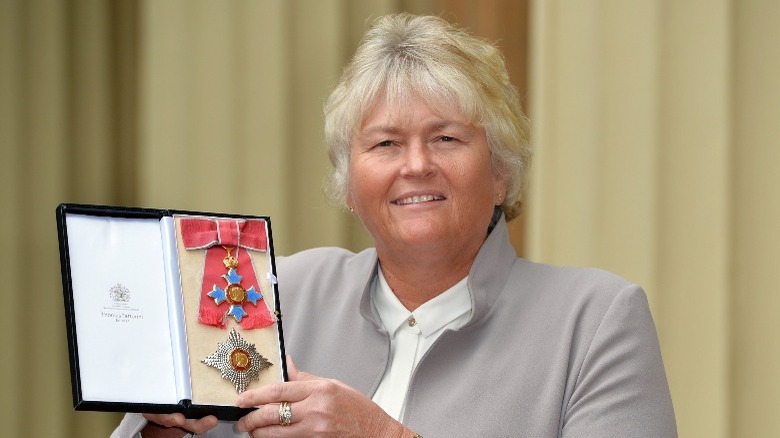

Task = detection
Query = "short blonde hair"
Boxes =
[324,13,531,221]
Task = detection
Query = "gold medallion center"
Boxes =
[226,284,247,304]
[230,349,251,371]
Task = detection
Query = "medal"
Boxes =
[202,328,272,393]
[207,246,264,323]
[179,217,277,330]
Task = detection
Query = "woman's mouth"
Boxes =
[393,195,445,205]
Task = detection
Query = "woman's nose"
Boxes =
[401,142,435,177]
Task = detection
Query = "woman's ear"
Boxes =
[494,177,507,206]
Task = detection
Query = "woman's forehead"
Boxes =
[359,89,470,128]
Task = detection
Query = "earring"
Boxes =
[349,205,355,213]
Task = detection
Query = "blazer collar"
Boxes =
[356,215,518,329]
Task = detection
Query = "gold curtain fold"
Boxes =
[0,1,144,435]
[0,1,453,436]
[0,0,406,436]
[528,1,780,437]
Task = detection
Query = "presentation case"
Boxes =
[56,203,287,420]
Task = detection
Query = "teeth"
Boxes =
[395,195,444,205]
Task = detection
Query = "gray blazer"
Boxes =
[113,217,676,437]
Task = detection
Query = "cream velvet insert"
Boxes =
[174,216,284,406]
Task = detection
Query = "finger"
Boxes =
[286,355,318,382]
[237,402,299,432]
[286,355,299,379]
[182,415,219,434]
[142,413,219,434]
[143,413,186,428]
[235,381,313,408]
[247,424,304,438]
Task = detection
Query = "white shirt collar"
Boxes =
[373,266,472,338]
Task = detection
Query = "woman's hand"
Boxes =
[141,413,219,437]
[236,356,409,437]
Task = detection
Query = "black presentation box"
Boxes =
[56,203,288,420]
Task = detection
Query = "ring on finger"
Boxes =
[279,401,292,426]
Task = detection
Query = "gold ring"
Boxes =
[279,401,292,426]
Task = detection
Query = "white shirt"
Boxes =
[370,267,472,421]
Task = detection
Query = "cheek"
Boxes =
[460,154,496,189]
[348,160,385,204]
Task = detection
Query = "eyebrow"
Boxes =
[359,120,471,136]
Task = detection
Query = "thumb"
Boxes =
[286,355,316,381]
[286,354,299,379]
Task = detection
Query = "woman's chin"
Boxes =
[381,220,457,251]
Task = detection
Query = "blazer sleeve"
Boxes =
[562,285,677,437]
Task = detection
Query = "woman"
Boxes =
[115,13,676,437]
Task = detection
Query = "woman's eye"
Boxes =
[440,136,456,142]
[377,140,393,147]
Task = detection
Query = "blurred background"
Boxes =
[1,0,778,436]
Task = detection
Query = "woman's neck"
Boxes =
[377,244,479,311]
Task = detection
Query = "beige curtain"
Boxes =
[1,1,136,435]
[5,1,777,437]
[529,1,780,437]
[0,0,431,436]
[3,0,523,436]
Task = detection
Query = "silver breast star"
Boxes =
[202,328,272,393]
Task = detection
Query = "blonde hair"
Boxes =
[324,13,531,221]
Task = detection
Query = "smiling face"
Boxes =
[347,94,506,260]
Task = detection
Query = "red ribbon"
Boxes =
[179,217,276,330]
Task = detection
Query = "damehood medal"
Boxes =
[178,217,276,330]
[202,328,272,393]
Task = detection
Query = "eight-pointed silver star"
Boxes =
[202,328,272,393]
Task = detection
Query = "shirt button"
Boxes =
[408,316,417,327]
